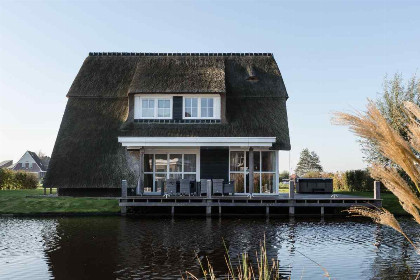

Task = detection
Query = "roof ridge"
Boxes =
[88,52,273,57]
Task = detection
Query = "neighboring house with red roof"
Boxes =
[12,151,47,180]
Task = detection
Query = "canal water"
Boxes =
[0,217,418,280]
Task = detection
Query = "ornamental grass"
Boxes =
[334,101,420,253]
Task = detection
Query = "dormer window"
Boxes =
[134,94,220,120]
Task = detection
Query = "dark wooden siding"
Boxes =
[200,148,229,181]
[173,96,183,120]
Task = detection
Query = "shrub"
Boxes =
[332,169,374,192]
[0,169,39,190]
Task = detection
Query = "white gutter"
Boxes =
[118,137,276,147]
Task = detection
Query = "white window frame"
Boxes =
[143,148,200,193]
[228,148,279,194]
[183,95,221,120]
[135,96,173,119]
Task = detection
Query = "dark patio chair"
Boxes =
[166,179,177,195]
[200,179,211,196]
[180,179,191,195]
[212,179,224,196]
[223,180,234,195]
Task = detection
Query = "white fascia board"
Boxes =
[118,137,276,147]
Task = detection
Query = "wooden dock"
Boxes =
[119,193,382,217]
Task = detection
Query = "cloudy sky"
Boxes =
[0,0,419,172]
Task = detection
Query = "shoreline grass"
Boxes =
[0,188,119,215]
[0,189,406,216]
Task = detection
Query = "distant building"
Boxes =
[0,160,13,169]
[12,151,47,180]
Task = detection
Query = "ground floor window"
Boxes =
[144,152,197,192]
[229,150,277,194]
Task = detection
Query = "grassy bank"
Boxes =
[334,191,406,216]
[0,188,119,215]
[0,188,406,216]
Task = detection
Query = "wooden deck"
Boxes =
[119,193,382,216]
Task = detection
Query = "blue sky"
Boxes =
[0,0,419,172]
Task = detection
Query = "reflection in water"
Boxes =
[0,217,418,280]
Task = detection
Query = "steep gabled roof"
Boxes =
[0,160,13,169]
[27,151,46,171]
[66,53,288,98]
[45,52,291,189]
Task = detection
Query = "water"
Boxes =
[0,217,418,280]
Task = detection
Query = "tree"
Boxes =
[362,73,419,164]
[294,148,323,177]
[279,170,290,180]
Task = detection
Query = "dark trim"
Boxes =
[89,52,273,57]
[200,147,229,182]
[173,96,183,120]
[134,119,221,124]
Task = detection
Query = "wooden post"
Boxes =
[206,206,212,217]
[206,180,212,198]
[249,147,254,194]
[289,180,295,199]
[320,206,325,216]
[289,206,295,216]
[43,187,46,195]
[49,187,52,194]
[137,148,145,195]
[171,206,175,216]
[219,206,222,217]
[121,180,127,198]
[121,206,127,216]
[266,206,270,217]
[121,180,128,216]
[374,181,381,200]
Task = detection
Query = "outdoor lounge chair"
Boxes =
[212,179,224,195]
[180,179,191,195]
[223,180,234,195]
[166,179,177,195]
[200,179,211,196]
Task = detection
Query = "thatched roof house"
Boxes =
[45,53,290,196]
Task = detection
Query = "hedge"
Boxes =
[0,168,38,190]
[333,169,374,192]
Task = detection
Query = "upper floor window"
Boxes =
[185,98,198,118]
[184,97,218,119]
[136,97,172,119]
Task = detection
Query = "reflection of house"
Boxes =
[45,53,290,196]
[0,160,13,169]
[12,151,47,179]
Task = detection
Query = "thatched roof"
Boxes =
[45,53,290,189]
[128,56,225,94]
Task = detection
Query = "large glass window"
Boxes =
[185,98,198,118]
[230,150,277,194]
[169,154,182,172]
[141,99,154,118]
[184,154,196,172]
[201,98,214,118]
[230,151,246,172]
[142,153,198,193]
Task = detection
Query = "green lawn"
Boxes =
[278,187,406,216]
[0,188,119,215]
[334,191,406,216]
[0,188,406,216]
